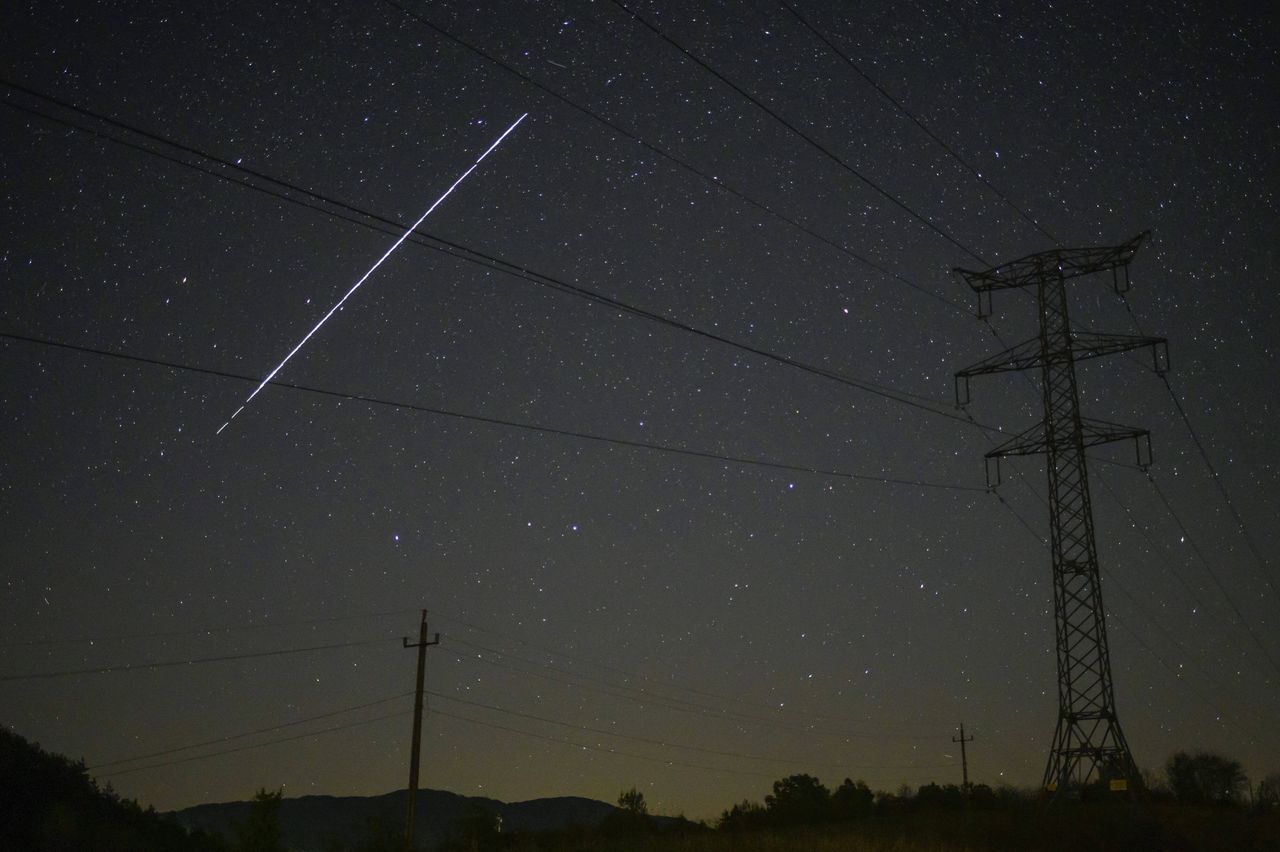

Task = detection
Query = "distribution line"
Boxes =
[1,606,423,649]
[428,690,954,771]
[433,611,936,733]
[0,637,395,682]
[441,641,947,742]
[216,111,528,434]
[438,632,947,740]
[90,691,414,769]
[3,332,984,493]
[95,710,410,778]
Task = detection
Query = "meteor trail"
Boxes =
[216,112,529,435]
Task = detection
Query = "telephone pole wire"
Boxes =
[403,610,440,852]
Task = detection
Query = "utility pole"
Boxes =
[952,723,974,794]
[403,610,439,852]
[953,233,1167,796]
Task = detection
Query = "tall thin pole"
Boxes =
[952,723,973,794]
[403,610,439,852]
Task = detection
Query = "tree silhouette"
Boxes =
[601,786,653,837]
[1255,773,1280,813]
[233,788,284,852]
[617,787,648,817]
[765,774,831,826]
[830,778,874,821]
[1166,752,1248,806]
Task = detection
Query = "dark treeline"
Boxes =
[4,725,1279,852]
[0,728,225,852]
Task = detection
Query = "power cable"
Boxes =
[434,611,948,735]
[605,0,988,266]
[1143,471,1280,678]
[442,640,946,742]
[429,691,951,771]
[89,692,414,769]
[2,331,984,493]
[776,0,1058,245]
[1,83,996,433]
[1112,291,1280,609]
[1092,470,1274,684]
[0,637,394,682]
[94,709,410,778]
[374,0,965,312]
[0,607,422,649]
[996,485,1279,750]
[429,706,776,779]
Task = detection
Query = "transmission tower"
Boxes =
[953,232,1168,794]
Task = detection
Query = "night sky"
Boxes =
[2,0,1277,821]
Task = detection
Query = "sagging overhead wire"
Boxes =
[0,637,396,682]
[375,0,966,313]
[2,332,986,494]
[0,81,998,436]
[775,0,1059,246]
[605,0,988,267]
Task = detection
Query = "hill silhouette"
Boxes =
[171,788,667,850]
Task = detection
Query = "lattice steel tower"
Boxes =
[953,233,1167,794]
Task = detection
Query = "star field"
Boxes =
[1,0,1277,820]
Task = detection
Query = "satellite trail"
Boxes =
[217,112,530,435]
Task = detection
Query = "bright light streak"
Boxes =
[216,112,530,435]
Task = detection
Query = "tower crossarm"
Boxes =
[954,232,1149,293]
[983,419,1149,460]
[954,332,1166,405]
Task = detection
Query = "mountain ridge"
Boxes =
[169,787,671,850]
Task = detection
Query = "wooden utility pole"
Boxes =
[403,610,439,852]
[952,723,974,794]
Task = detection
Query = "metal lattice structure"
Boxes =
[954,233,1168,794]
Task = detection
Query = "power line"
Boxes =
[0,82,996,434]
[428,690,954,772]
[1092,470,1274,685]
[373,0,965,313]
[997,480,1279,754]
[94,709,410,778]
[0,607,423,649]
[605,0,988,266]
[1,331,985,493]
[441,639,947,742]
[1143,471,1280,679]
[433,611,941,735]
[89,692,414,770]
[1112,291,1280,609]
[776,0,1058,245]
[429,706,777,779]
[430,706,952,784]
[0,637,394,682]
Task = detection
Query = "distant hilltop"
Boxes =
[169,788,691,851]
